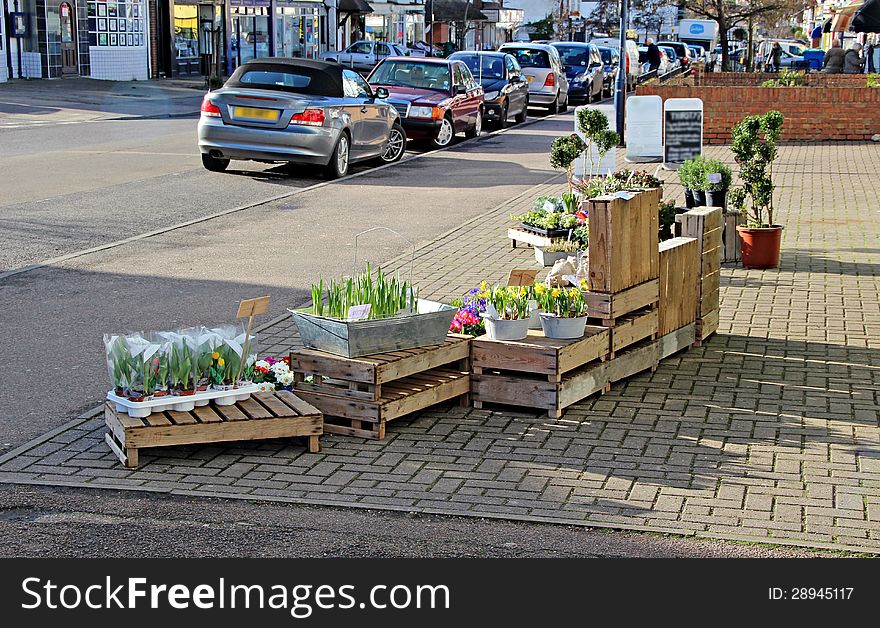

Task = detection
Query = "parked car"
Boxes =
[367,57,483,148]
[588,37,641,90]
[595,45,620,97]
[448,51,529,127]
[657,40,693,68]
[659,45,682,70]
[688,44,707,64]
[638,46,671,76]
[198,58,406,178]
[498,42,569,113]
[321,40,409,72]
[550,42,604,104]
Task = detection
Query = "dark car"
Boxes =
[595,46,620,97]
[448,51,528,127]
[657,40,693,68]
[367,57,484,148]
[550,42,604,104]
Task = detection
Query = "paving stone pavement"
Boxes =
[2,144,879,553]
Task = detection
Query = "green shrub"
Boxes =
[678,155,709,191]
[703,159,733,191]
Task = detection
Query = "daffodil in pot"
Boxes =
[481,285,533,341]
[730,110,785,269]
[537,285,589,339]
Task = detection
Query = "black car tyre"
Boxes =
[378,122,406,164]
[324,132,350,179]
[465,109,482,138]
[201,153,230,172]
[548,94,559,114]
[494,100,508,129]
[559,93,568,112]
[430,116,456,148]
[515,98,528,123]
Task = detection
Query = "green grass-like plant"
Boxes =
[312,263,417,320]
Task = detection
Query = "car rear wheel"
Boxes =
[430,116,455,149]
[493,101,508,129]
[201,153,230,173]
[465,109,482,138]
[379,123,406,164]
[324,133,350,179]
[515,98,528,123]
[548,94,559,115]
[560,92,568,111]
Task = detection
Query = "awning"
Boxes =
[852,0,880,32]
[338,0,373,14]
[831,0,865,32]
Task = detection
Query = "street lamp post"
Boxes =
[614,0,628,140]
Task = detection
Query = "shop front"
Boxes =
[364,0,424,48]
[163,0,225,77]
[227,0,327,71]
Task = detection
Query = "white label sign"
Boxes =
[573,104,617,179]
[625,95,663,163]
[707,173,722,184]
[347,304,372,321]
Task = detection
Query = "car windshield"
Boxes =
[504,48,551,68]
[554,45,588,67]
[598,48,613,64]
[370,61,451,91]
[661,48,677,60]
[451,54,504,79]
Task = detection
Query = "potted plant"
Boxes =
[730,110,785,269]
[678,155,708,207]
[550,133,586,194]
[481,285,533,341]
[576,108,620,179]
[535,238,579,267]
[704,158,733,208]
[537,285,589,339]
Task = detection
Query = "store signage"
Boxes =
[624,95,663,163]
[11,12,30,38]
[663,98,703,167]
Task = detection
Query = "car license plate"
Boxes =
[232,106,280,122]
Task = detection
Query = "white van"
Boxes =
[588,37,641,90]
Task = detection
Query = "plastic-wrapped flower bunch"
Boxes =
[253,356,295,392]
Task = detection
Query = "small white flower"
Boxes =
[271,362,290,374]
[255,360,270,370]
[277,371,294,386]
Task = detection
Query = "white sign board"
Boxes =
[663,98,703,169]
[624,95,663,163]
[573,104,617,179]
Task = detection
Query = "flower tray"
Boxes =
[107,383,261,419]
[289,299,456,359]
[518,222,574,239]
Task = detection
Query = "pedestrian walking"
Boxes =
[646,38,661,73]
[844,42,865,74]
[823,40,845,73]
[770,42,783,73]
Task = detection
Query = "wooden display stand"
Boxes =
[679,207,722,346]
[104,391,323,468]
[658,236,699,359]
[471,327,611,418]
[508,227,554,249]
[290,335,471,440]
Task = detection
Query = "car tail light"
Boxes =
[200,97,221,118]
[626,52,630,74]
[544,74,555,87]
[289,109,325,127]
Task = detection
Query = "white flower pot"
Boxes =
[539,313,588,339]
[535,247,571,267]
[483,316,530,341]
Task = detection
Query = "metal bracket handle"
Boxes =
[353,227,416,288]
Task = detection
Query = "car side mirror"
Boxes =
[375,87,389,99]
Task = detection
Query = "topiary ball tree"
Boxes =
[550,134,586,194]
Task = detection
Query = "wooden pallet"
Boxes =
[583,278,660,326]
[290,335,471,440]
[508,227,554,249]
[586,188,660,294]
[295,368,470,440]
[679,207,722,347]
[291,334,470,402]
[606,338,660,384]
[658,322,697,359]
[471,327,610,418]
[694,309,719,346]
[608,307,658,358]
[103,391,322,468]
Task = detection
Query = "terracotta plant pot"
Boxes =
[737,225,783,269]
[177,389,195,396]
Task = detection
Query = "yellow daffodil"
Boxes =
[212,352,220,360]
[535,283,546,294]
[217,358,225,367]
[551,288,561,298]
[579,278,589,291]
[568,288,580,298]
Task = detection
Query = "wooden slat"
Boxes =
[237,397,274,419]
[167,410,196,425]
[126,415,322,449]
[583,279,659,319]
[275,389,322,417]
[610,308,658,354]
[659,323,696,359]
[253,392,296,418]
[213,403,249,421]
[192,406,223,423]
[606,339,659,383]
[658,237,699,336]
[144,412,173,427]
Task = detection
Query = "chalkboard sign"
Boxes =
[663,98,703,167]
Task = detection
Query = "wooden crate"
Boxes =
[658,322,697,360]
[583,278,660,326]
[291,334,469,402]
[290,335,471,440]
[679,207,722,346]
[606,338,660,384]
[471,327,610,418]
[586,187,661,294]
[658,237,699,336]
[508,227,554,249]
[104,391,322,468]
[722,211,743,263]
[296,368,470,440]
[608,307,658,358]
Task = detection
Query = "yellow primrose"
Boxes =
[217,358,225,367]
[212,351,220,360]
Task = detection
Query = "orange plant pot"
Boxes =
[737,225,783,269]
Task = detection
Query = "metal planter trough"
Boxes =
[290,299,456,358]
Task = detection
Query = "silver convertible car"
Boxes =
[198,58,406,178]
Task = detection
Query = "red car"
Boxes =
[367,57,484,148]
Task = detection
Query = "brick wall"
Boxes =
[635,83,880,143]
[692,71,869,87]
